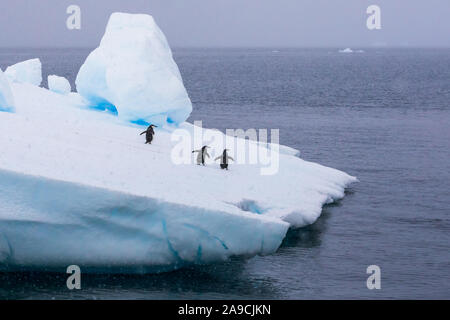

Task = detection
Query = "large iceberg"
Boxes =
[76,13,192,126]
[5,58,42,86]
[0,13,356,273]
[48,75,71,94]
[0,82,356,272]
[0,69,15,112]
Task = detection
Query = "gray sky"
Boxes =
[0,0,449,48]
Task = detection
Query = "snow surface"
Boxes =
[48,75,71,94]
[0,69,15,112]
[5,58,42,86]
[76,13,192,127]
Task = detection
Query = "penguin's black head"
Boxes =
[150,124,158,128]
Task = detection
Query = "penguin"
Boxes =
[140,124,157,144]
[192,146,210,166]
[215,149,234,170]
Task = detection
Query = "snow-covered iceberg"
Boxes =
[0,13,356,273]
[48,75,71,94]
[76,13,192,126]
[0,69,15,112]
[0,81,356,273]
[5,58,42,86]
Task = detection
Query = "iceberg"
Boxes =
[48,75,71,94]
[5,58,42,86]
[0,82,356,273]
[0,13,356,273]
[0,69,15,112]
[76,13,192,126]
[338,48,364,54]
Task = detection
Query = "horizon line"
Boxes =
[1,45,450,50]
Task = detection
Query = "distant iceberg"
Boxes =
[48,75,71,94]
[5,58,42,86]
[0,13,356,273]
[339,48,353,53]
[76,13,192,126]
[339,48,364,53]
[0,69,15,112]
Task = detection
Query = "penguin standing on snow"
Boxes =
[192,146,210,166]
[215,149,234,170]
[140,124,157,144]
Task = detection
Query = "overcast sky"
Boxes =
[0,0,449,48]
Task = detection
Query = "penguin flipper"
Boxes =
[140,131,147,135]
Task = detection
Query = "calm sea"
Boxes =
[0,48,449,299]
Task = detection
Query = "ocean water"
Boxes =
[0,48,449,299]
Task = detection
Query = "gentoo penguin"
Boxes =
[192,146,210,165]
[140,124,157,144]
[215,149,234,170]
